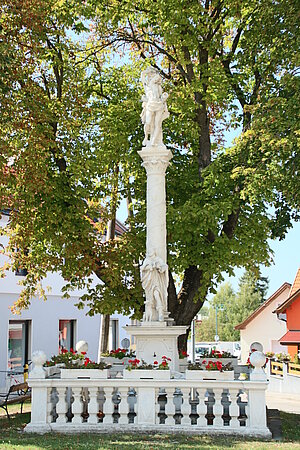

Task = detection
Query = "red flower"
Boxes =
[81,351,87,355]
[202,360,207,364]
[162,356,167,359]
[154,361,158,365]
[161,360,167,367]
[121,349,126,353]
[167,357,171,361]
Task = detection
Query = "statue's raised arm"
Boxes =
[141,67,169,148]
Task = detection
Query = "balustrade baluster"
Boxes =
[229,388,240,428]
[87,387,99,424]
[155,388,161,424]
[72,387,83,424]
[164,387,175,425]
[46,388,53,423]
[213,388,224,427]
[180,387,191,425]
[56,387,67,423]
[197,388,208,426]
[118,387,129,424]
[103,387,115,424]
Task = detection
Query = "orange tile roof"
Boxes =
[279,330,300,344]
[290,268,300,296]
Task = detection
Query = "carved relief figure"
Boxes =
[141,67,169,147]
[140,253,168,322]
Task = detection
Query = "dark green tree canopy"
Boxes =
[0,0,299,348]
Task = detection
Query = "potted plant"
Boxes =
[265,352,275,360]
[275,352,291,363]
[124,356,171,379]
[44,349,111,379]
[186,360,234,380]
[197,349,238,367]
[101,348,135,367]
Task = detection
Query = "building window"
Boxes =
[59,320,76,353]
[8,321,31,372]
[110,319,119,351]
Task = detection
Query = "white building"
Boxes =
[0,212,131,389]
[235,282,290,363]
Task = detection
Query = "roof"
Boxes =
[235,282,291,330]
[273,287,300,315]
[289,268,300,297]
[279,330,300,345]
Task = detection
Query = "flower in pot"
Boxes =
[179,351,188,360]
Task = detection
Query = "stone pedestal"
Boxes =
[125,322,187,372]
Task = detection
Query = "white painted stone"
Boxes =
[125,324,187,371]
[76,340,88,354]
[141,67,169,148]
[60,369,108,379]
[186,370,234,381]
[124,369,170,380]
[250,351,267,381]
[30,351,47,379]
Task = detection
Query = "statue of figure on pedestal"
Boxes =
[140,253,168,322]
[141,67,169,147]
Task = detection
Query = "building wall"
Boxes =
[239,286,290,363]
[286,297,300,357]
[0,214,131,389]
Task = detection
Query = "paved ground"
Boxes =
[266,391,300,414]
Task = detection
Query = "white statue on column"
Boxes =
[141,67,169,147]
[141,253,168,322]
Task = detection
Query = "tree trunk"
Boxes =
[99,164,119,354]
[100,314,110,353]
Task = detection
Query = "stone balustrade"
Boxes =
[25,376,271,437]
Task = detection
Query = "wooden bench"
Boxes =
[0,382,31,419]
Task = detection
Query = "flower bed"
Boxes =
[124,356,172,379]
[197,349,238,367]
[186,360,234,380]
[197,357,238,367]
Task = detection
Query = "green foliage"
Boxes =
[196,272,266,341]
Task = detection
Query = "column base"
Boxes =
[124,322,188,371]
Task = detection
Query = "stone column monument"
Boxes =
[125,67,187,371]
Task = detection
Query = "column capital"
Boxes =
[138,147,173,175]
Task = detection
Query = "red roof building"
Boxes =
[273,268,300,358]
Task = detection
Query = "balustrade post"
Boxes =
[103,387,115,424]
[28,382,51,430]
[87,387,99,424]
[118,387,129,424]
[248,383,268,430]
[137,386,156,424]
[197,388,207,426]
[229,388,240,429]
[180,387,191,425]
[72,387,83,424]
[164,387,175,425]
[56,386,68,424]
[213,387,224,427]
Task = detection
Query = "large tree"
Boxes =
[0,0,299,350]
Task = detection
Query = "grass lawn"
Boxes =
[1,405,300,449]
